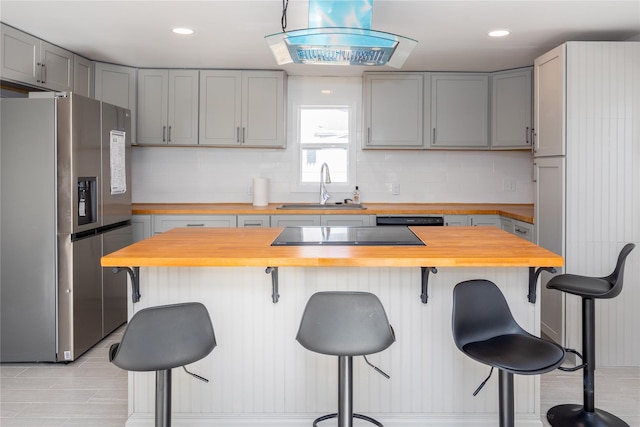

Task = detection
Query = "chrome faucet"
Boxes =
[319,162,331,205]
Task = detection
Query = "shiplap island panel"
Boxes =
[101,227,562,427]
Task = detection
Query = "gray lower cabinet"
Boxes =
[321,215,374,227]
[237,215,270,228]
[131,215,152,242]
[469,215,501,227]
[153,215,237,234]
[270,215,321,227]
[444,215,469,226]
[511,220,534,242]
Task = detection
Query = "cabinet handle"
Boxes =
[433,128,436,144]
[236,127,240,143]
[163,126,166,142]
[526,126,530,145]
[367,127,370,144]
[36,62,42,83]
[514,227,528,235]
[168,126,172,142]
[186,223,205,227]
[242,127,246,144]
[41,63,46,83]
[533,161,537,183]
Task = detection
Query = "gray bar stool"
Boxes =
[546,243,635,427]
[296,291,395,427]
[452,280,566,427]
[109,302,216,427]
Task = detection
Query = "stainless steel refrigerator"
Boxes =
[1,92,132,362]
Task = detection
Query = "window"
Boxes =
[299,106,350,184]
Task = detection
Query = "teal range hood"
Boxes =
[265,0,417,67]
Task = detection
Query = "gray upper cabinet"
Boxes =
[1,23,74,92]
[199,70,286,147]
[430,73,489,148]
[362,73,424,148]
[94,62,137,143]
[533,44,566,157]
[73,55,94,98]
[137,69,199,145]
[491,67,532,149]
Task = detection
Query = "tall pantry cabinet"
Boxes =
[534,42,639,367]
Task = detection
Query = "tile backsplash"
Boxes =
[131,147,534,204]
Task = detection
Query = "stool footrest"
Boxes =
[313,412,384,427]
[558,348,586,372]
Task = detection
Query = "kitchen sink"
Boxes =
[277,203,367,210]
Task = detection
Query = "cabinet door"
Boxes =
[491,68,532,148]
[363,73,424,148]
[39,41,73,92]
[534,45,566,157]
[270,215,321,227]
[469,215,501,227]
[137,69,169,145]
[321,215,372,227]
[168,70,199,145]
[73,55,94,98]
[94,63,137,143]
[444,215,468,226]
[242,71,286,147]
[431,74,489,148]
[237,215,270,228]
[1,24,40,86]
[512,220,534,242]
[153,215,237,234]
[535,156,565,344]
[199,70,242,146]
[131,215,152,242]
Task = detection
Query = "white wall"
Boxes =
[131,77,534,204]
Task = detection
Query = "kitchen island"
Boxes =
[102,226,562,427]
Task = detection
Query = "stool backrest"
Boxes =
[452,280,524,350]
[110,302,216,372]
[296,291,395,356]
[602,243,635,299]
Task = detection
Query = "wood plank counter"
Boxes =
[102,226,561,268]
[104,226,562,427]
[132,202,535,223]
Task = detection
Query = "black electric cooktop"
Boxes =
[271,226,425,246]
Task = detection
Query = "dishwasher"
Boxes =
[376,216,444,226]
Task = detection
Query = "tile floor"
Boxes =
[1,326,639,427]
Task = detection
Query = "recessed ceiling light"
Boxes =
[489,30,510,37]
[172,28,194,35]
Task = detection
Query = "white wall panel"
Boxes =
[125,266,544,426]
[565,42,640,366]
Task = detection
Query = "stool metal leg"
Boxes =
[156,369,171,427]
[338,356,353,427]
[498,370,514,427]
[312,355,384,427]
[547,298,629,427]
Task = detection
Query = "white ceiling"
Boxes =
[1,1,639,76]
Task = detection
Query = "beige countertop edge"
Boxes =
[132,203,535,224]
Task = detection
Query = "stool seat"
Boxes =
[547,274,615,298]
[463,333,565,374]
[297,291,395,356]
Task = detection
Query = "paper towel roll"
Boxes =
[252,177,269,206]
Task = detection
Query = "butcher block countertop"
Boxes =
[133,203,535,223]
[101,226,561,268]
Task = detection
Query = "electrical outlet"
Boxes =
[392,183,400,195]
[503,179,516,192]
[248,185,253,195]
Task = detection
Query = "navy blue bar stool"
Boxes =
[109,302,216,427]
[296,291,395,427]
[452,279,566,427]
[546,243,635,427]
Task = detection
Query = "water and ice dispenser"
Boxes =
[77,178,97,226]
